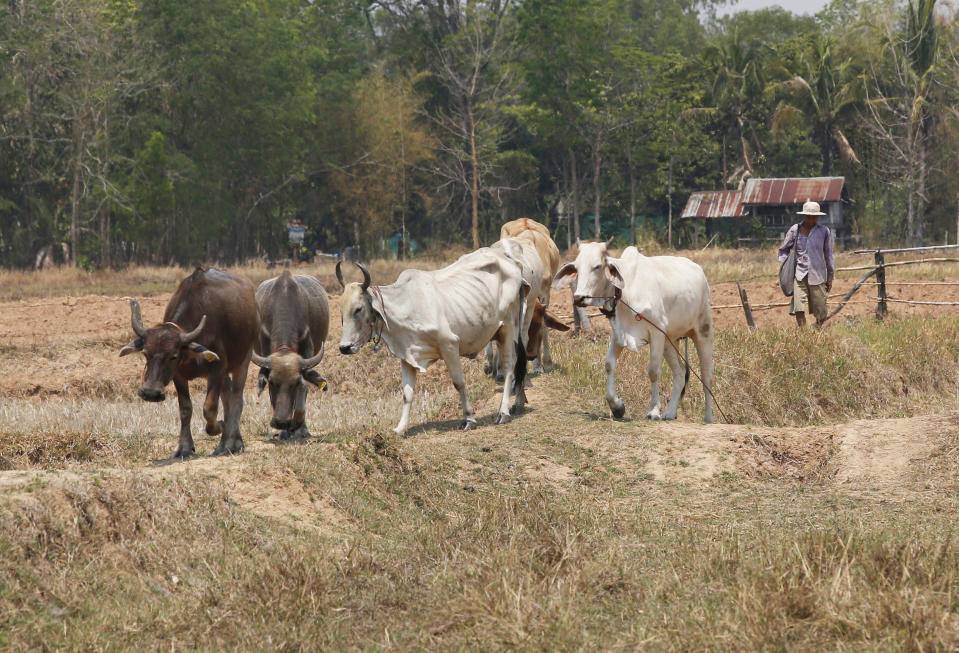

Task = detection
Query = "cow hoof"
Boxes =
[495,373,505,384]
[206,420,224,436]
[663,414,677,421]
[493,412,510,425]
[276,429,291,441]
[509,403,526,416]
[645,413,662,421]
[211,440,243,456]
[172,447,195,459]
[609,401,626,419]
[290,426,311,440]
[459,419,477,431]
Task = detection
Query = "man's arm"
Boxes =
[777,225,797,263]
[824,227,835,291]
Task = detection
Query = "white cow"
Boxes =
[337,251,529,436]
[553,241,714,423]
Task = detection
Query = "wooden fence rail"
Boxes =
[732,246,959,327]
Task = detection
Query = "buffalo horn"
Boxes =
[130,300,147,337]
[250,351,272,369]
[300,342,325,371]
[354,262,371,292]
[178,315,207,344]
[335,260,345,290]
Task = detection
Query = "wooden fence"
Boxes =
[731,243,959,328]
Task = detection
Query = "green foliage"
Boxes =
[1,0,959,266]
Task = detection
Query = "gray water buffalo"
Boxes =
[119,267,257,457]
[250,269,330,440]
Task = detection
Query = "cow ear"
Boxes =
[552,263,577,290]
[256,368,269,396]
[369,290,390,331]
[605,262,625,289]
[119,337,144,357]
[544,312,571,332]
[186,341,220,363]
[303,369,328,391]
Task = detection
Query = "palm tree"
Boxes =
[698,29,768,185]
[771,35,862,176]
[864,0,946,245]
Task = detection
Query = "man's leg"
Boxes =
[809,282,828,327]
[792,279,808,327]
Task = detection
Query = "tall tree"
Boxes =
[771,35,862,176]
[427,1,519,249]
[139,0,317,262]
[698,28,768,184]
[325,73,434,255]
[864,0,951,245]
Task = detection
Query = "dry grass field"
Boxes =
[2,248,959,650]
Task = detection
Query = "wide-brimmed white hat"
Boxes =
[797,200,826,216]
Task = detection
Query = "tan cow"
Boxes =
[488,218,564,374]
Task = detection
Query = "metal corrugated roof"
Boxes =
[741,177,844,206]
[680,190,746,219]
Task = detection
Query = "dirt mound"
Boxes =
[832,415,947,486]
[219,466,349,534]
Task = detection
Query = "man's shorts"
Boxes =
[791,278,828,321]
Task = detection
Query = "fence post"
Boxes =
[736,281,756,329]
[875,250,888,319]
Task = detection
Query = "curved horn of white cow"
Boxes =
[300,342,325,371]
[605,236,615,248]
[178,315,207,344]
[335,260,345,290]
[130,300,147,338]
[354,262,372,292]
[250,351,272,369]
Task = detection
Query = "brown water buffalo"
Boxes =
[119,267,257,458]
[250,269,330,440]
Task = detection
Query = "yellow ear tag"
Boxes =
[203,351,218,363]
[319,380,328,392]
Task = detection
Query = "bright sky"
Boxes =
[720,0,832,16]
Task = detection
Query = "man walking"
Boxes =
[778,200,835,328]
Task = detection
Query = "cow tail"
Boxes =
[678,337,690,401]
[513,335,528,392]
[513,282,529,391]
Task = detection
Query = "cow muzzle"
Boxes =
[573,294,588,308]
[138,388,166,402]
[339,342,360,355]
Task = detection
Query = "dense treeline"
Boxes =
[1,0,957,268]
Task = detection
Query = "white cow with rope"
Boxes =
[553,240,714,423]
